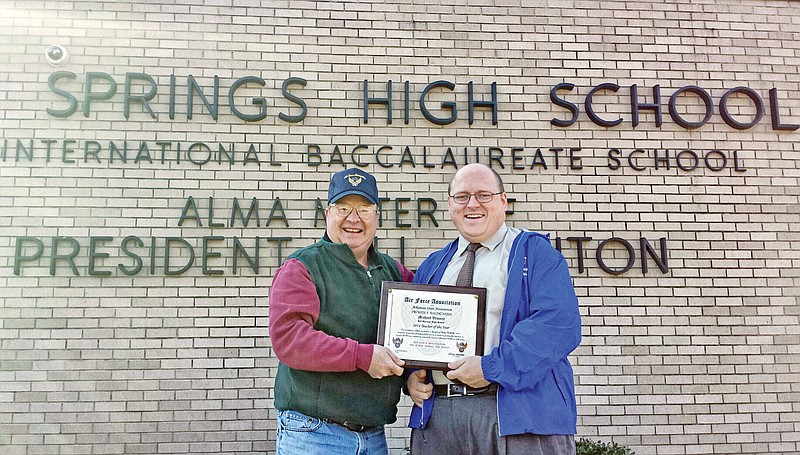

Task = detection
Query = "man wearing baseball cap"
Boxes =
[269,168,414,454]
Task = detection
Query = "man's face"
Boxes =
[326,194,378,258]
[448,165,507,244]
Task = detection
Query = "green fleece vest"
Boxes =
[273,239,405,426]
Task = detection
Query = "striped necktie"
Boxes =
[455,243,481,287]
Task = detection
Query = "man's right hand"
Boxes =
[367,345,405,379]
[407,369,433,407]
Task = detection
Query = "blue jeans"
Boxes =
[276,409,389,455]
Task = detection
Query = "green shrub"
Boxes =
[576,438,635,455]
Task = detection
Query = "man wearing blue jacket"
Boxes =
[407,163,581,455]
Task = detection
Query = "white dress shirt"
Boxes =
[432,224,522,385]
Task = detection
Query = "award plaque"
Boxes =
[377,282,486,370]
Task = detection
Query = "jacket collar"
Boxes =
[321,233,380,268]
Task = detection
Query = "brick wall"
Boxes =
[1,1,798,454]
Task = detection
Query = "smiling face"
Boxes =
[326,194,378,266]
[448,164,507,244]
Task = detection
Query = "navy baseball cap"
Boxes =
[327,168,379,205]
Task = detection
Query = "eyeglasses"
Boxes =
[449,192,503,205]
[329,203,378,220]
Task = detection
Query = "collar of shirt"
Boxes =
[456,223,509,255]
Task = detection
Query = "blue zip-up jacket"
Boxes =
[408,231,581,436]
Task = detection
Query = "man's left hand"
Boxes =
[446,356,490,388]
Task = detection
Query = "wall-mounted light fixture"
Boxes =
[45,45,69,66]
